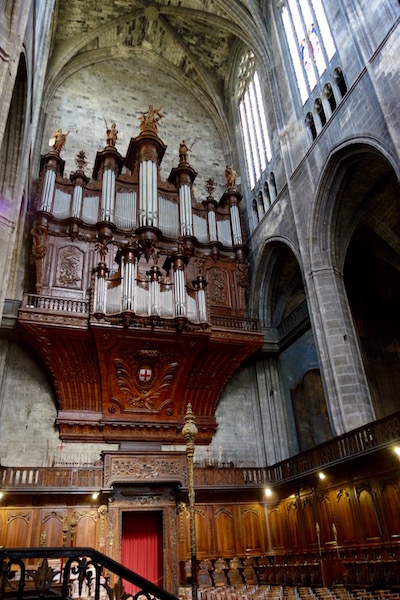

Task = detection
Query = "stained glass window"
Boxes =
[282,0,336,104]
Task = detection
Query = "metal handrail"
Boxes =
[0,547,178,600]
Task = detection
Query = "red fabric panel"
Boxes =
[121,511,163,594]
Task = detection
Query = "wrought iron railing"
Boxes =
[0,547,178,600]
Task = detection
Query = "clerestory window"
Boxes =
[238,52,272,191]
[281,0,336,104]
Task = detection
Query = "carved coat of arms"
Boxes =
[111,349,178,413]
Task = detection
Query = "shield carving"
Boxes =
[138,366,153,384]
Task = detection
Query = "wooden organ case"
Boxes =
[18,111,263,445]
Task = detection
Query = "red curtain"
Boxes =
[121,511,163,594]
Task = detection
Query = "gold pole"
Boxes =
[182,404,198,600]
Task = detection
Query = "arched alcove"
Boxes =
[344,220,400,418]
[0,52,27,199]
[250,240,328,455]
[312,141,400,420]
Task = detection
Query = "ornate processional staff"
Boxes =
[182,404,198,600]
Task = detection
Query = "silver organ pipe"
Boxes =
[159,196,179,239]
[95,275,106,313]
[101,169,115,221]
[179,184,193,236]
[149,266,160,316]
[198,289,207,322]
[208,210,217,242]
[139,161,145,225]
[123,261,137,311]
[230,204,242,245]
[150,161,157,226]
[173,262,186,316]
[40,169,56,212]
[72,185,83,218]
[139,160,158,227]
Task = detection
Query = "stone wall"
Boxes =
[42,59,227,200]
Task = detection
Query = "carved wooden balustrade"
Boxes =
[1,411,399,492]
[0,465,103,491]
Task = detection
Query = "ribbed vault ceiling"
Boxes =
[45,0,270,152]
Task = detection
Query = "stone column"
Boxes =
[307,265,375,434]
[254,358,293,464]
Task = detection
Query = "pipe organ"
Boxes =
[20,109,263,445]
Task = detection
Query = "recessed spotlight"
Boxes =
[265,487,272,497]
[92,492,99,500]
[394,446,400,456]
[318,472,326,480]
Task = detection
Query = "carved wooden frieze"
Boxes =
[103,452,186,487]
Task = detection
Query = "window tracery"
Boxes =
[281,0,336,104]
[237,52,272,191]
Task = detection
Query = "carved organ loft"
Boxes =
[18,109,263,446]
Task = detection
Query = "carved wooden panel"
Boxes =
[268,505,286,550]
[316,493,334,545]
[103,452,185,487]
[357,487,382,541]
[381,480,400,538]
[302,496,317,548]
[41,509,67,546]
[336,489,357,544]
[73,510,98,548]
[207,267,231,309]
[0,509,6,546]
[215,507,235,555]
[195,507,210,557]
[241,506,264,554]
[3,510,32,547]
[287,499,301,547]
[55,245,84,290]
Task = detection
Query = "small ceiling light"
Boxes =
[394,446,400,456]
[0,491,3,499]
[92,492,99,500]
[318,472,326,480]
[265,487,272,497]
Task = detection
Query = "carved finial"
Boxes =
[49,128,70,154]
[139,105,163,133]
[205,178,215,197]
[182,403,198,446]
[75,149,88,172]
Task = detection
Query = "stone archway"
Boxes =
[310,141,400,430]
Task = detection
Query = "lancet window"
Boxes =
[237,52,272,191]
[281,0,336,104]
